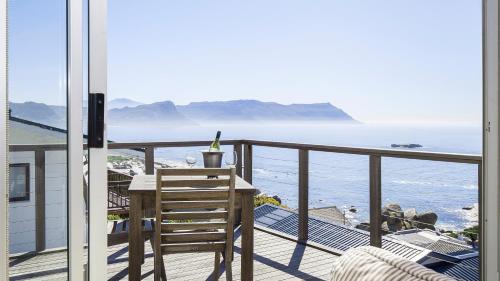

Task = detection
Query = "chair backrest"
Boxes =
[155,168,236,256]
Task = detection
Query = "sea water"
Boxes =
[108,122,481,231]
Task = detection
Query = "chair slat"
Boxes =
[161,190,228,200]
[160,168,231,176]
[162,179,230,187]
[161,231,226,243]
[161,242,225,254]
[162,210,227,220]
[161,222,227,232]
[162,200,228,209]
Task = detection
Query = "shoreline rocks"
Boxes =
[363,203,439,233]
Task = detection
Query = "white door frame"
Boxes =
[68,0,85,280]
[88,0,108,279]
[483,0,500,280]
[0,0,8,279]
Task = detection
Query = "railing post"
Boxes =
[369,154,382,247]
[144,146,154,175]
[35,149,46,252]
[234,143,243,177]
[244,144,253,184]
[298,149,309,242]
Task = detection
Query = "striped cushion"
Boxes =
[330,246,455,281]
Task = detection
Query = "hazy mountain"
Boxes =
[9,102,66,128]
[9,99,357,127]
[108,98,143,109]
[177,100,356,122]
[108,101,193,124]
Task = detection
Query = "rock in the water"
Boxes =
[414,212,438,230]
[402,221,413,230]
[386,214,403,232]
[404,208,417,220]
[272,195,282,204]
[356,222,370,232]
[382,203,403,223]
[383,203,402,212]
[381,222,390,234]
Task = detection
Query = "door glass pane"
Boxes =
[7,0,68,279]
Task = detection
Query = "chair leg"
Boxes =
[150,237,167,281]
[213,252,221,280]
[160,255,167,281]
[225,256,232,281]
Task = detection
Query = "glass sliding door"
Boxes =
[7,0,69,278]
[0,0,87,279]
[4,0,85,280]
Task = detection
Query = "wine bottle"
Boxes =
[209,131,221,152]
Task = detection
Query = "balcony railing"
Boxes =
[106,139,482,247]
[9,139,482,251]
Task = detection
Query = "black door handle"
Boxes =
[88,93,105,148]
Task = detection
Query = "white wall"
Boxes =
[9,151,67,254]
[44,151,67,250]
[8,151,35,253]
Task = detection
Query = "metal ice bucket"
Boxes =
[202,151,224,168]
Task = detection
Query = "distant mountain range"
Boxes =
[108,101,193,125]
[9,102,67,128]
[8,99,357,127]
[108,98,143,109]
[177,100,355,122]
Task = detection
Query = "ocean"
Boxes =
[108,122,481,231]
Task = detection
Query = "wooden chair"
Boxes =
[154,168,236,281]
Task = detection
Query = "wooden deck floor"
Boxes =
[9,229,338,280]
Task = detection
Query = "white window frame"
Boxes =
[68,0,85,280]
[482,0,500,280]
[87,0,108,279]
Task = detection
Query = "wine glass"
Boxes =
[224,150,238,167]
[185,151,197,168]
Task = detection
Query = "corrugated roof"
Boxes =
[388,229,476,259]
[388,229,479,281]
[432,256,479,281]
[427,240,477,258]
[307,206,349,226]
[255,204,479,281]
[255,204,428,261]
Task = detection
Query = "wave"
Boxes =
[392,180,477,190]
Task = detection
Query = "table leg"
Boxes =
[241,193,254,281]
[129,193,143,281]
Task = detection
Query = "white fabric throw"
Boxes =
[330,246,456,281]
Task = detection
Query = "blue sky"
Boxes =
[8,0,482,123]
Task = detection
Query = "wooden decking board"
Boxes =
[9,229,337,280]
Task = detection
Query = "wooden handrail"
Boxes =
[107,139,243,149]
[243,139,482,164]
[10,139,482,164]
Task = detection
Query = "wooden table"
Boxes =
[128,175,256,281]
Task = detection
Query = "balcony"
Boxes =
[7,139,481,281]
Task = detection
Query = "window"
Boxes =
[9,163,30,202]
